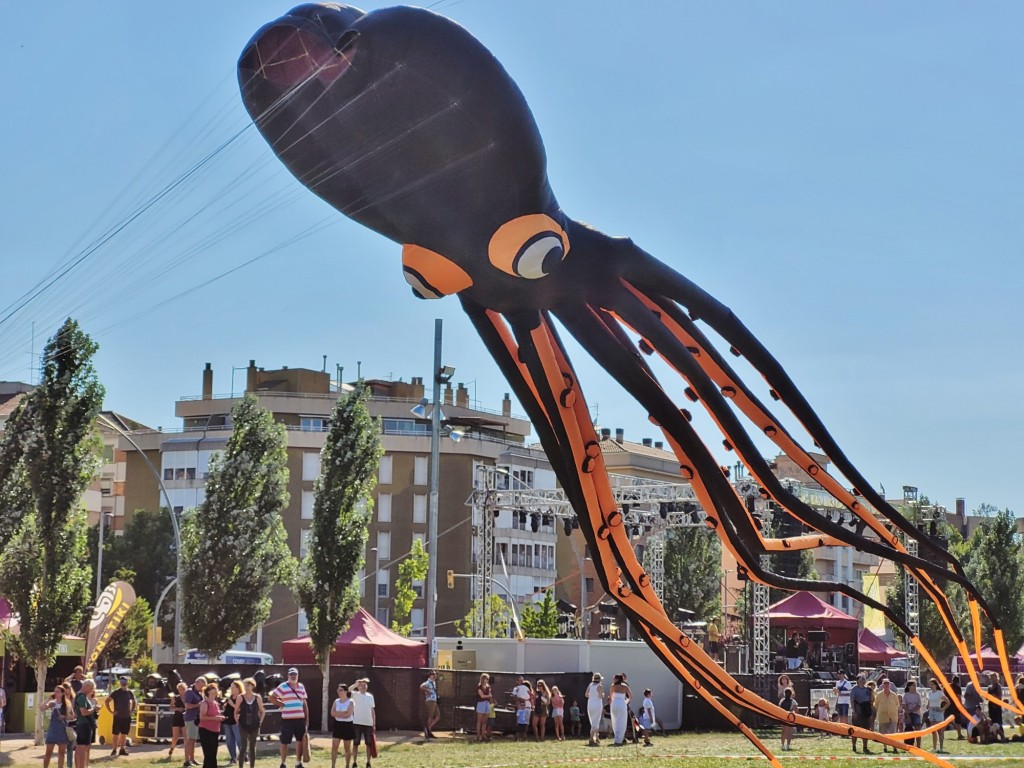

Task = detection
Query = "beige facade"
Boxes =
[112,361,532,661]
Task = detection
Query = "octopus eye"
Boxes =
[402,243,473,300]
[489,214,570,280]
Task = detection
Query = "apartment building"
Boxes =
[113,360,533,659]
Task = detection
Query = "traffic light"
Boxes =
[446,570,455,589]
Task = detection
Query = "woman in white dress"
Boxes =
[585,673,604,746]
[609,674,632,746]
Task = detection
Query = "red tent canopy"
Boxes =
[768,592,859,629]
[857,628,906,664]
[280,607,427,667]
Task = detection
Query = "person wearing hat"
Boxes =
[419,670,440,739]
[105,676,136,757]
[270,668,309,768]
[585,673,604,747]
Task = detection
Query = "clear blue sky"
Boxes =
[2,1,1022,515]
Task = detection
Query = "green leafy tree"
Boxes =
[885,521,969,669]
[391,539,429,637]
[101,595,155,666]
[661,526,722,622]
[963,505,1024,653]
[520,589,559,638]
[0,319,102,742]
[87,507,178,637]
[456,595,514,638]
[181,395,295,656]
[295,385,382,731]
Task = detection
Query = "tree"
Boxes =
[661,526,722,622]
[885,522,969,669]
[180,395,295,656]
[0,319,102,743]
[295,385,382,731]
[101,595,154,667]
[963,505,1024,653]
[456,596,514,638]
[391,539,429,637]
[520,589,559,638]
[86,508,178,635]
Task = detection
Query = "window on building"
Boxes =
[300,416,328,432]
[175,468,185,480]
[410,608,425,636]
[413,494,427,524]
[495,542,508,565]
[377,493,391,522]
[297,609,309,635]
[585,577,594,594]
[413,579,424,598]
[377,569,389,598]
[414,456,428,486]
[356,568,365,597]
[381,418,430,435]
[375,607,389,625]
[301,491,314,520]
[302,452,321,481]
[526,545,533,568]
[378,455,393,484]
[163,468,173,481]
[186,467,196,480]
[299,528,311,558]
[102,445,114,463]
[377,530,391,561]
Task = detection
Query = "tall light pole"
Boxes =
[425,319,444,664]
[97,414,182,661]
[95,510,110,597]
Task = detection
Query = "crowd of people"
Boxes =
[36,662,1024,767]
[777,668,1024,753]
[459,670,657,748]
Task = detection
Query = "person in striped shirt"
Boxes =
[270,668,309,768]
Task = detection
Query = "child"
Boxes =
[569,700,582,738]
[816,697,831,738]
[516,690,530,741]
[779,688,797,751]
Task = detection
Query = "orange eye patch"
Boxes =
[488,214,569,279]
[402,243,473,299]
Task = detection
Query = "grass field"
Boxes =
[5,729,1023,768]
[213,729,1024,768]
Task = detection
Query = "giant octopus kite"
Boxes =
[240,6,1019,764]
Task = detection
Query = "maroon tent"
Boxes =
[768,592,858,646]
[280,607,427,667]
[857,628,906,665]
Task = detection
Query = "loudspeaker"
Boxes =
[807,630,829,643]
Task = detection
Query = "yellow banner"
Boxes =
[862,572,885,633]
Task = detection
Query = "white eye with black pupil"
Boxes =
[513,233,564,279]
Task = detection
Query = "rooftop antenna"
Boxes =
[322,354,327,372]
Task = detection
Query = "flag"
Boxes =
[85,581,136,669]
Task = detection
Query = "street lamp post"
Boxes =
[425,318,444,665]
[95,511,111,597]
[371,546,381,622]
[97,414,183,661]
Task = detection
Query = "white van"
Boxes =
[183,649,275,665]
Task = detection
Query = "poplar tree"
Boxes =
[662,526,723,620]
[0,319,101,742]
[391,539,429,636]
[180,395,294,656]
[295,385,382,730]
